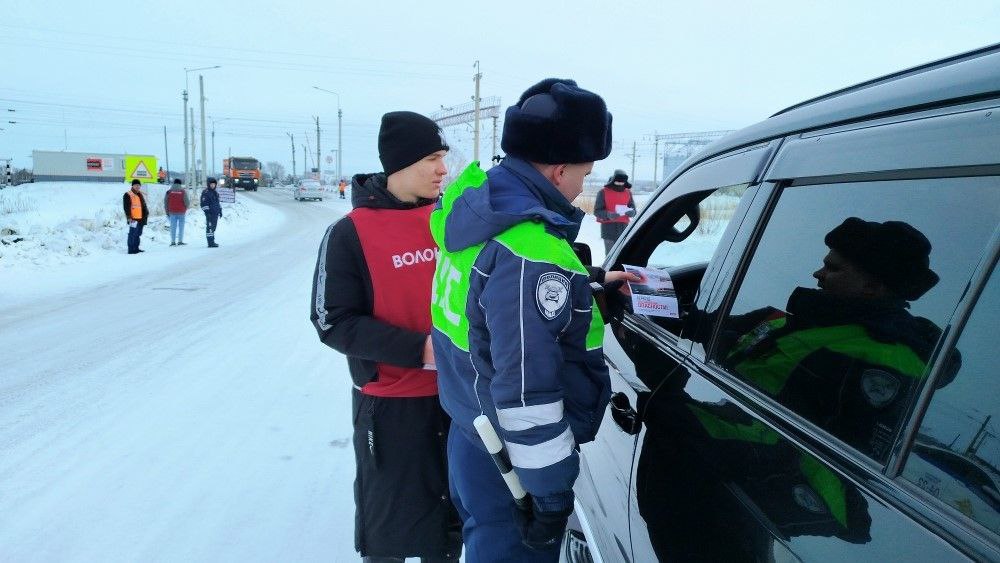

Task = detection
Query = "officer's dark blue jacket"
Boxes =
[431,158,611,510]
[200,188,222,216]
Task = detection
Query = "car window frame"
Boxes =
[691,138,1000,559]
[883,230,1000,550]
[605,142,776,356]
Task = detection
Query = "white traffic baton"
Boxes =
[473,414,530,511]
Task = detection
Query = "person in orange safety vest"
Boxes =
[122,179,149,254]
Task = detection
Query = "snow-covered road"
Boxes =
[0,190,359,562]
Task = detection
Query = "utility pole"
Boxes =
[966,415,993,456]
[183,89,189,185]
[337,105,342,180]
[304,131,312,173]
[286,133,295,181]
[627,141,639,181]
[314,116,321,180]
[492,115,498,166]
[211,126,215,177]
[190,108,196,186]
[473,60,482,163]
[199,75,207,183]
[653,132,659,186]
[163,126,170,183]
[183,65,221,184]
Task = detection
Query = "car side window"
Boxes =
[901,264,1000,535]
[711,176,1000,464]
[616,183,751,334]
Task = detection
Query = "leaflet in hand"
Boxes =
[622,264,679,318]
[614,204,630,215]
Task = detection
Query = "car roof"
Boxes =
[665,43,1000,184]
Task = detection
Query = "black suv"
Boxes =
[569,44,1000,562]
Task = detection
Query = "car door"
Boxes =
[575,142,776,562]
[626,101,1000,561]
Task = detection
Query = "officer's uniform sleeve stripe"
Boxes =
[505,427,575,469]
[519,257,527,407]
[497,400,564,431]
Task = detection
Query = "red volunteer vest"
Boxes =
[597,187,631,224]
[350,205,439,398]
[166,191,187,213]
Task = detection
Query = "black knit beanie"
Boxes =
[501,78,612,164]
[173,178,182,185]
[131,179,141,186]
[825,217,940,301]
[606,169,631,189]
[378,111,449,176]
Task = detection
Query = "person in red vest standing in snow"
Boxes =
[310,111,461,563]
[593,168,636,254]
[163,178,189,246]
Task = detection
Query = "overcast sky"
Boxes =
[2,0,998,182]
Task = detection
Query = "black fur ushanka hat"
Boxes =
[501,78,612,165]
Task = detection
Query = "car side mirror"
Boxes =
[572,242,593,266]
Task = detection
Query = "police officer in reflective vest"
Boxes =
[122,179,148,254]
[720,217,948,462]
[431,79,625,561]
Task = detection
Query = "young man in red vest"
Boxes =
[164,178,190,246]
[593,168,636,254]
[310,111,461,563]
[122,179,148,254]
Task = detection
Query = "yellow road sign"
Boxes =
[125,155,158,184]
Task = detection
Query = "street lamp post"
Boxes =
[313,86,342,180]
[183,65,220,186]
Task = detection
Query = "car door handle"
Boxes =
[609,392,641,435]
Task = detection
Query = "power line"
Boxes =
[0,36,468,81]
[0,23,470,71]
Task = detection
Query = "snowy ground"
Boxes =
[1,185,358,562]
[1,182,285,302]
[0,180,644,563]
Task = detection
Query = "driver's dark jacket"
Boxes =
[709,287,948,462]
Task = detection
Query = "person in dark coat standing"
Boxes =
[122,179,149,254]
[593,168,636,253]
[200,177,222,248]
[310,111,461,563]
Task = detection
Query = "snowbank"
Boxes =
[1,182,285,301]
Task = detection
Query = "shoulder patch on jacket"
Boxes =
[536,272,570,320]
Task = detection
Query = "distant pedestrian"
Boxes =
[122,179,149,255]
[200,177,222,248]
[164,178,189,246]
[338,178,347,199]
[593,169,636,253]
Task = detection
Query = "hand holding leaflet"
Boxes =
[622,264,680,318]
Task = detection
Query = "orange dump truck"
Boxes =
[223,157,262,191]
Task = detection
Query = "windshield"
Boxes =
[231,158,259,170]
